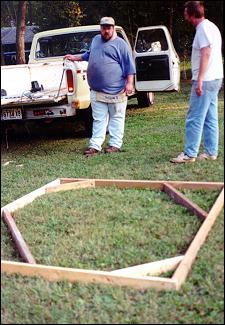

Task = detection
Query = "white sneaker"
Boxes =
[198,153,217,161]
[170,152,196,163]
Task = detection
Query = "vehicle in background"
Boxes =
[1,25,180,134]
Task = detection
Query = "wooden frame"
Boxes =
[1,178,224,291]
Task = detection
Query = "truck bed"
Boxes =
[1,61,67,100]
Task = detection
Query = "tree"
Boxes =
[1,1,84,29]
[1,40,5,65]
[1,1,17,26]
[1,1,223,65]
[26,1,84,30]
[1,1,84,65]
[16,0,26,64]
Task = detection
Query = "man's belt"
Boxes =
[96,91,127,103]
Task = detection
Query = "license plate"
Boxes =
[1,108,22,120]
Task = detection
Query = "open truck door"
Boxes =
[134,25,180,107]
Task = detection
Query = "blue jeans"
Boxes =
[184,79,223,157]
[89,90,127,151]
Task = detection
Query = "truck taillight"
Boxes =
[66,70,74,93]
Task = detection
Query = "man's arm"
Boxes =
[125,74,134,96]
[64,54,83,61]
[196,46,211,96]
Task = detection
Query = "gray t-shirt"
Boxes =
[82,35,136,94]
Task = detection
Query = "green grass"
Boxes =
[1,82,224,324]
[3,188,204,269]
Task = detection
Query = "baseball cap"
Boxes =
[100,17,115,26]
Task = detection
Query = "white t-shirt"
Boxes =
[191,19,223,81]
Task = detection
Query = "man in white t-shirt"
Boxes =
[171,1,223,163]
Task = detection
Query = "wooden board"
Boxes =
[1,179,60,216]
[59,178,224,190]
[163,183,208,220]
[1,260,177,291]
[45,180,95,193]
[172,188,224,289]
[111,256,184,276]
[2,209,36,264]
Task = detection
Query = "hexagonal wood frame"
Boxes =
[1,178,224,291]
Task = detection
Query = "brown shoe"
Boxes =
[84,147,99,156]
[105,146,121,153]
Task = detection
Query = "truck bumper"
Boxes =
[1,104,76,121]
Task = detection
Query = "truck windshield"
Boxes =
[35,31,100,58]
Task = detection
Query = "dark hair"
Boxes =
[184,1,205,18]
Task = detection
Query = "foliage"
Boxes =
[27,1,85,30]
[1,1,223,55]
[78,1,223,55]
[1,1,84,30]
[1,1,18,26]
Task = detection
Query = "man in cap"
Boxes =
[64,17,136,156]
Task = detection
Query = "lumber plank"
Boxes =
[166,181,223,190]
[172,188,224,289]
[94,179,165,189]
[45,180,95,193]
[163,183,208,220]
[1,260,177,291]
[60,178,165,189]
[59,178,82,184]
[2,209,36,264]
[1,179,60,216]
[111,256,184,276]
[59,178,224,190]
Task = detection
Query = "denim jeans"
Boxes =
[184,79,223,157]
[89,90,127,151]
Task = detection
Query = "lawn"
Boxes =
[1,81,224,324]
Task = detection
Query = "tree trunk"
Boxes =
[16,1,26,64]
[28,0,33,24]
[1,41,5,65]
[168,1,174,36]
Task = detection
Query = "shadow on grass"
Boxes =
[1,101,140,151]
[1,117,89,150]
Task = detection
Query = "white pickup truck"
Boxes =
[1,24,180,134]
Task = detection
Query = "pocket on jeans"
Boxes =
[204,79,223,92]
[90,90,96,101]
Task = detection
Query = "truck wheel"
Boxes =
[137,92,154,107]
[82,106,93,137]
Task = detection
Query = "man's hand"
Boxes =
[64,54,75,61]
[125,83,134,96]
[195,79,203,96]
[125,74,134,96]
[64,54,82,62]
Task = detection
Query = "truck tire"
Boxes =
[137,92,154,107]
[81,106,93,137]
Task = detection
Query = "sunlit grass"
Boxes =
[1,82,224,324]
[5,187,204,270]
